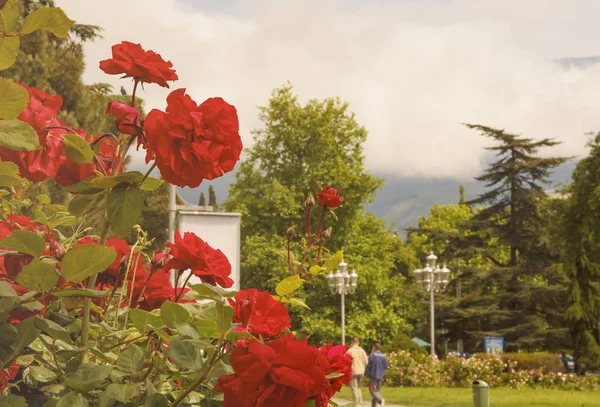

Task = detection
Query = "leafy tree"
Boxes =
[457,124,568,351]
[225,84,417,345]
[557,134,600,368]
[199,192,206,206]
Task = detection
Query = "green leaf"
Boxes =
[14,317,41,354]
[0,0,20,34]
[167,336,204,370]
[16,259,58,292]
[288,297,310,309]
[64,179,104,195]
[91,171,143,189]
[62,134,94,164]
[0,119,41,150]
[57,392,89,407]
[144,393,169,407]
[61,244,117,284]
[103,383,141,403]
[128,309,164,332]
[0,395,27,407]
[0,161,24,187]
[52,288,108,298]
[275,275,304,297]
[107,183,143,237]
[216,302,233,334]
[0,78,28,119]
[206,358,233,379]
[140,177,163,191]
[322,250,344,273]
[309,265,322,275]
[305,400,316,407]
[160,301,191,329]
[29,365,58,383]
[0,35,19,71]
[20,6,75,38]
[190,284,237,300]
[34,317,72,343]
[116,344,144,374]
[0,230,45,257]
[64,363,113,392]
[0,281,17,297]
[68,194,99,217]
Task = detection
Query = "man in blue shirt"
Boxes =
[365,343,388,407]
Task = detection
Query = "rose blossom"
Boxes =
[99,41,178,88]
[143,89,242,188]
[105,101,140,135]
[316,186,344,209]
[165,231,233,288]
[228,289,291,339]
[0,84,65,181]
[216,334,330,407]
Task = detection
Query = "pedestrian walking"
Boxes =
[346,337,369,405]
[365,343,388,407]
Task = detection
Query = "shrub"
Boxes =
[500,352,565,373]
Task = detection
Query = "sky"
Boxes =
[58,0,600,180]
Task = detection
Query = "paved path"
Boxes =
[331,399,407,407]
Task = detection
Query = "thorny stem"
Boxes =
[314,208,327,264]
[175,273,194,302]
[131,80,139,108]
[141,162,157,184]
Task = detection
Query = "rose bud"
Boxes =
[152,250,169,269]
[320,227,332,242]
[303,193,315,211]
[49,240,66,260]
[286,225,296,240]
[119,254,131,272]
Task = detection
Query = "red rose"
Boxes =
[228,289,290,339]
[316,187,344,209]
[165,231,233,288]
[312,343,353,407]
[105,238,146,280]
[143,89,242,188]
[0,84,66,181]
[105,101,140,135]
[99,41,178,88]
[0,360,19,390]
[216,334,329,407]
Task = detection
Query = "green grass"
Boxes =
[337,386,600,407]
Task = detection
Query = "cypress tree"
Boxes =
[199,192,206,206]
[208,185,218,210]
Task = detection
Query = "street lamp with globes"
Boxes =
[414,252,450,355]
[327,259,358,345]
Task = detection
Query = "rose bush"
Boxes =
[385,351,597,391]
[0,2,352,406]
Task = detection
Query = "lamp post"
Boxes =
[414,252,450,356]
[327,260,358,346]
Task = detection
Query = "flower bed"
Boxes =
[385,351,598,391]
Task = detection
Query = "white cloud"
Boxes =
[58,0,600,178]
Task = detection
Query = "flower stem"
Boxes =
[80,223,110,362]
[141,162,157,183]
[174,273,193,302]
[131,80,139,108]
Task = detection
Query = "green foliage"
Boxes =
[225,84,420,345]
[198,192,206,206]
[0,77,28,118]
[0,119,39,150]
[557,133,600,369]
[442,125,570,352]
[381,332,427,355]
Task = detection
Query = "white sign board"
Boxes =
[177,210,241,291]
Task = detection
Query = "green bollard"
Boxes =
[472,380,490,407]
